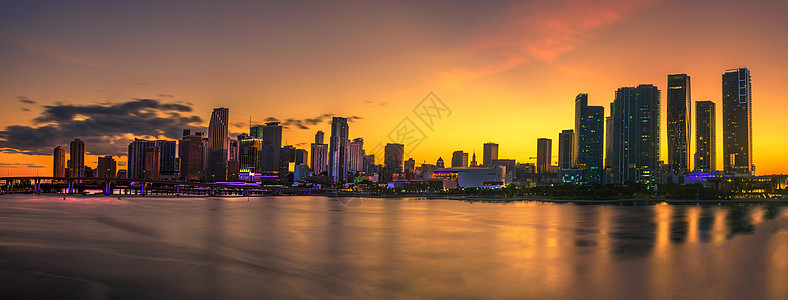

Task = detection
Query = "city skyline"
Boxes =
[2,1,788,176]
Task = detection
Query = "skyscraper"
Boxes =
[611,85,661,185]
[695,101,716,172]
[451,151,468,167]
[238,133,263,174]
[722,67,752,175]
[128,138,155,179]
[384,143,405,173]
[262,122,283,172]
[208,107,229,181]
[179,131,204,181]
[537,138,552,174]
[69,139,85,178]
[558,130,574,170]
[144,146,161,180]
[404,158,416,172]
[328,117,349,182]
[315,131,324,144]
[482,143,498,167]
[574,94,605,184]
[667,74,691,177]
[349,138,365,172]
[156,140,177,178]
[53,146,65,177]
[97,156,116,178]
[604,116,614,169]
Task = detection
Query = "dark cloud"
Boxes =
[265,117,279,122]
[348,116,363,122]
[21,108,30,111]
[0,98,203,157]
[17,96,36,105]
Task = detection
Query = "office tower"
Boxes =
[482,143,498,167]
[69,139,85,177]
[144,146,161,180]
[695,101,716,172]
[315,131,324,144]
[53,146,65,177]
[537,138,552,174]
[295,149,308,166]
[179,132,204,181]
[436,157,445,168]
[155,140,177,177]
[604,116,614,169]
[238,134,263,173]
[280,145,296,175]
[208,107,229,181]
[558,130,574,170]
[262,122,283,172]
[128,138,155,179]
[451,151,468,167]
[97,156,116,178]
[611,85,661,185]
[328,117,350,182]
[404,158,416,172]
[574,94,605,184]
[250,125,264,139]
[349,138,365,172]
[667,74,691,177]
[384,143,405,173]
[228,139,239,162]
[311,143,328,175]
[722,67,752,174]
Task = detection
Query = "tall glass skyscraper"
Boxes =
[667,74,691,177]
[695,101,716,172]
[328,117,349,182]
[53,146,65,177]
[722,67,752,175]
[207,108,229,181]
[574,94,604,184]
[261,122,282,172]
[69,139,84,178]
[610,85,660,186]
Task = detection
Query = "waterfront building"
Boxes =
[558,130,573,170]
[69,139,85,178]
[328,117,349,182]
[53,146,65,177]
[537,138,552,174]
[695,101,716,172]
[667,74,692,178]
[610,85,661,186]
[207,108,229,181]
[722,67,753,174]
[384,143,405,173]
[451,151,468,168]
[482,143,498,167]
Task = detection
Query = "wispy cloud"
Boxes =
[430,0,662,89]
[1,29,105,68]
[17,96,36,105]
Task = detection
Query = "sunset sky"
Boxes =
[1,0,787,176]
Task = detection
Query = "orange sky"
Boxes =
[1,0,787,176]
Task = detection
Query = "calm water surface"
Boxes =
[0,194,786,299]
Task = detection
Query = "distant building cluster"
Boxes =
[49,68,759,190]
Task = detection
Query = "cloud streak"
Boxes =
[0,98,203,157]
[430,0,663,89]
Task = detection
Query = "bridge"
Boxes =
[0,176,312,196]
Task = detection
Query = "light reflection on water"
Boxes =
[0,194,785,299]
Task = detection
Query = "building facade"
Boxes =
[451,151,468,168]
[482,143,498,167]
[328,117,349,182]
[722,67,752,175]
[207,108,229,181]
[695,101,716,172]
[384,143,405,173]
[610,85,661,186]
[558,130,574,170]
[69,139,85,177]
[667,74,691,177]
[53,146,65,177]
[537,138,552,174]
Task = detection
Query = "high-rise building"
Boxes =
[667,74,691,177]
[315,131,324,144]
[208,108,229,181]
[349,138,365,172]
[53,146,65,177]
[155,140,177,177]
[97,156,116,178]
[384,143,405,173]
[537,138,552,174]
[695,101,716,172]
[451,151,468,168]
[604,116,614,169]
[144,146,161,180]
[574,94,605,184]
[250,125,264,139]
[295,149,308,166]
[482,143,498,167]
[69,139,85,177]
[262,122,282,172]
[558,130,574,170]
[722,67,752,175]
[328,117,350,182]
[128,138,155,179]
[610,85,660,185]
[311,143,328,175]
[179,132,204,181]
[238,133,263,173]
